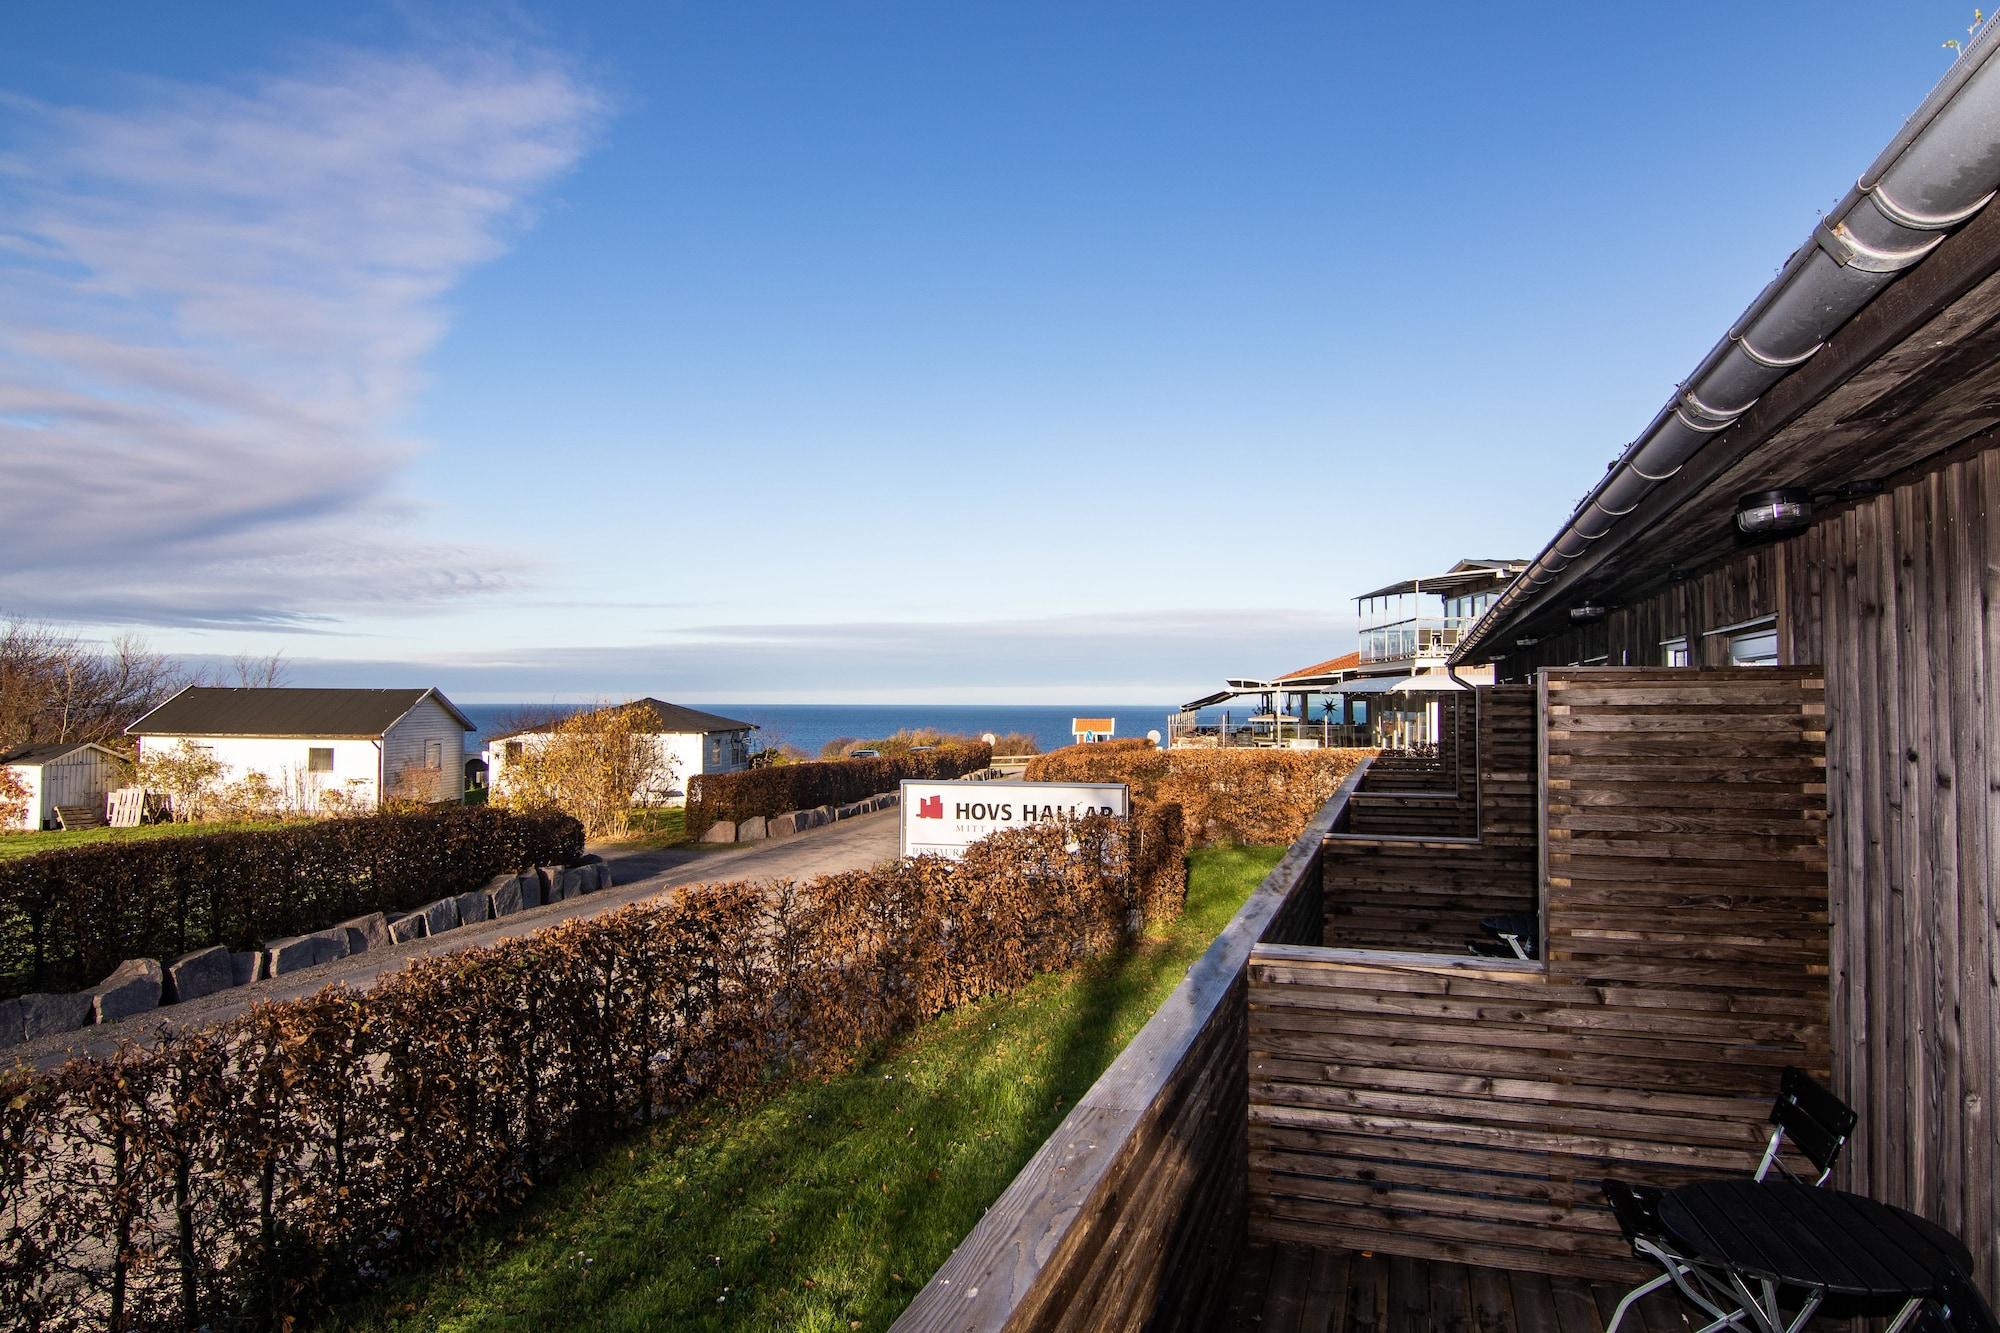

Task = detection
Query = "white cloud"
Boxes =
[0,43,602,627]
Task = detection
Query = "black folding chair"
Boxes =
[1912,1267,2000,1333]
[1602,1067,1858,1332]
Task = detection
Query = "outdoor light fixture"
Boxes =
[1735,488,1813,537]
[1515,637,1539,648]
[1569,603,1608,623]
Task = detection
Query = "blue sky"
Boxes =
[0,3,1973,701]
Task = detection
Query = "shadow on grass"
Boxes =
[323,846,1281,1333]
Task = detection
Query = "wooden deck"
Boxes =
[1219,1241,1694,1332]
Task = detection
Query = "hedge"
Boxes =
[1026,743,1374,845]
[0,805,1186,1329]
[0,808,583,1001]
[685,742,991,834]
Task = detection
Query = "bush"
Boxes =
[0,807,583,1000]
[685,742,991,834]
[1026,743,1373,845]
[0,808,1186,1329]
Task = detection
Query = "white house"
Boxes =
[126,687,474,811]
[485,698,757,806]
[0,742,133,831]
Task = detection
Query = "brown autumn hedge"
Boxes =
[1025,743,1374,845]
[0,807,584,1001]
[0,805,1185,1330]
[685,741,991,834]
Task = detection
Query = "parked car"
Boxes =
[850,748,881,759]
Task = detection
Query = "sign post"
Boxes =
[899,779,1130,859]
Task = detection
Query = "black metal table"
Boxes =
[1659,1179,1975,1332]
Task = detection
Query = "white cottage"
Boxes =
[485,699,756,806]
[0,742,133,831]
[126,687,474,811]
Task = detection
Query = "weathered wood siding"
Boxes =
[1248,669,1830,1281]
[1496,446,1999,1293]
[381,696,468,803]
[893,768,1367,1333]
[1321,687,1536,951]
[1782,450,1999,1295]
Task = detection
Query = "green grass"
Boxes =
[325,844,1283,1333]
[593,806,689,850]
[0,819,296,861]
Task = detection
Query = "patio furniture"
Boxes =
[1658,1179,1978,1332]
[1475,910,1537,960]
[1602,1067,1857,1331]
[1912,1267,2000,1333]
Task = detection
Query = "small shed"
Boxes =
[0,742,133,831]
[1071,717,1116,744]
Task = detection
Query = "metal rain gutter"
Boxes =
[1454,21,2000,664]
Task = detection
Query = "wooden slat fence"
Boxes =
[1322,686,1537,951]
[1247,668,1831,1281]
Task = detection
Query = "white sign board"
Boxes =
[899,780,1130,860]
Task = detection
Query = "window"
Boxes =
[504,740,524,762]
[1662,637,1690,668]
[307,747,334,773]
[710,738,722,763]
[1728,626,1780,666]
[425,739,443,770]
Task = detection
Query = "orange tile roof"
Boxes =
[1071,717,1116,732]
[1276,651,1360,681]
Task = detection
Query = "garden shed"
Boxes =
[0,742,131,831]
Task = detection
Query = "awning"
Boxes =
[1328,677,1405,695]
[1383,674,1467,693]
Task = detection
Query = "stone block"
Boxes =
[578,852,604,865]
[559,865,590,898]
[537,865,566,899]
[813,805,836,827]
[420,897,460,935]
[593,862,613,891]
[837,802,864,819]
[231,951,264,986]
[167,945,235,1003]
[486,877,525,917]
[9,991,94,1044]
[768,811,799,837]
[878,792,899,808]
[88,958,163,1024]
[454,890,490,925]
[736,816,767,842]
[388,912,426,944]
[705,821,736,843]
[516,870,545,909]
[337,912,392,954]
[265,929,349,977]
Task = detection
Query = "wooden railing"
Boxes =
[893,763,1369,1332]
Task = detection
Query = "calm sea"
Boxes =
[457,703,1186,757]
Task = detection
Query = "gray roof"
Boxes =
[0,741,124,767]
[127,687,474,739]
[490,697,758,741]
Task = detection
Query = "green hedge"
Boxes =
[685,742,991,834]
[0,807,583,1000]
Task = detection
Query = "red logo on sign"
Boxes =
[917,795,943,819]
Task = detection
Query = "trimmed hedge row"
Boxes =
[1026,743,1374,845]
[0,808,583,1001]
[685,742,991,833]
[0,806,1187,1329]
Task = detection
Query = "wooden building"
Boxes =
[0,742,130,831]
[897,25,2000,1331]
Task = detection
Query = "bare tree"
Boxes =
[228,652,290,687]
[492,700,672,839]
[0,619,191,751]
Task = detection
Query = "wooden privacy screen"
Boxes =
[1249,668,1830,1280]
[1321,686,1536,950]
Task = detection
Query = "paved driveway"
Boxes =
[16,808,904,1071]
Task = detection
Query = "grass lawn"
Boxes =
[591,806,689,851]
[0,818,295,862]
[325,844,1283,1333]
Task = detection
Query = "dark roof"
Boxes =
[489,698,758,742]
[1355,559,1527,602]
[127,687,474,738]
[0,741,123,767]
